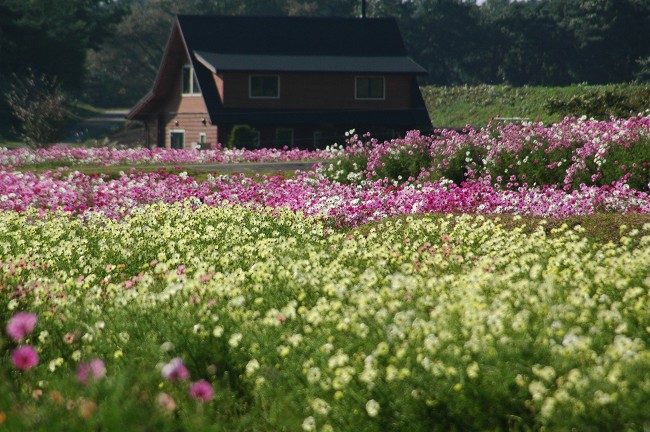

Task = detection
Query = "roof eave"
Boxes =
[194,51,428,75]
[127,91,155,120]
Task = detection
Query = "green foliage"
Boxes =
[5,70,69,148]
[321,150,369,184]
[227,125,259,149]
[544,85,650,120]
[422,84,650,129]
[485,138,574,188]
[372,142,436,183]
[4,0,650,111]
[83,4,171,107]
[635,56,650,83]
[0,0,126,90]
[402,0,482,85]
[320,115,650,193]
[441,144,486,184]
[596,136,650,191]
[0,0,125,142]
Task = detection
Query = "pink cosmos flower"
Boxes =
[77,358,106,384]
[11,345,39,370]
[188,379,214,402]
[6,312,38,341]
[161,357,190,381]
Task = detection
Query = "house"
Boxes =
[127,15,430,150]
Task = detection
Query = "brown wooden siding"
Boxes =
[222,72,412,109]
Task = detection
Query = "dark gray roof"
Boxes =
[177,15,415,57]
[194,51,427,74]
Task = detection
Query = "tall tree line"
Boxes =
[0,0,125,132]
[2,0,650,109]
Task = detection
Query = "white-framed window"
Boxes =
[250,75,280,99]
[275,128,294,147]
[355,76,385,100]
[198,132,206,144]
[182,65,201,95]
[170,129,185,149]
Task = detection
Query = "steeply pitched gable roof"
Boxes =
[181,15,426,74]
[177,15,411,57]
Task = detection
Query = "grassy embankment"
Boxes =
[421,83,650,129]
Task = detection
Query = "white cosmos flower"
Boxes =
[302,416,316,431]
[365,399,380,417]
[245,359,260,376]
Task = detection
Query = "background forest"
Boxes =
[1,0,650,130]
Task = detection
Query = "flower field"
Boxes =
[1,116,650,431]
[1,115,648,223]
[0,145,329,168]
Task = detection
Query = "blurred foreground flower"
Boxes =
[77,398,97,419]
[156,392,177,412]
[6,312,38,341]
[77,359,106,384]
[11,345,39,370]
[161,357,190,381]
[366,399,380,417]
[188,380,214,402]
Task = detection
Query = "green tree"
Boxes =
[635,56,650,83]
[5,69,68,147]
[404,0,484,85]
[479,0,575,85]
[549,0,650,83]
[0,0,125,91]
[0,0,125,137]
[84,2,173,107]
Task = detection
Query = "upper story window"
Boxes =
[182,65,201,95]
[355,76,385,100]
[250,75,279,99]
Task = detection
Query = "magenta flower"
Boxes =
[11,345,39,370]
[76,358,106,384]
[6,312,38,341]
[0,115,649,221]
[161,357,190,381]
[188,379,214,402]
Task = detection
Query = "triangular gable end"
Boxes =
[128,19,213,120]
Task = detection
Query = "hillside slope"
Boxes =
[422,84,650,129]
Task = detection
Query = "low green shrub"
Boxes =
[227,125,259,149]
